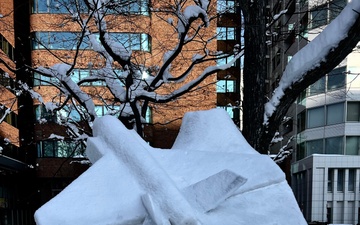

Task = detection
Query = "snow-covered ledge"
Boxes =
[34,109,307,225]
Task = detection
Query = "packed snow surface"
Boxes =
[34,109,306,225]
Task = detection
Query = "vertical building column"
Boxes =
[323,167,331,222]
[332,168,338,223]
[345,169,349,193]
[354,169,360,224]
[343,169,349,224]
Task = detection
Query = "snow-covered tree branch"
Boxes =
[22,0,242,137]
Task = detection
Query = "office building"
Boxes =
[289,0,360,224]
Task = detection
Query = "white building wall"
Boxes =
[311,166,326,221]
[292,155,360,224]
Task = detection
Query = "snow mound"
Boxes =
[34,109,306,225]
[172,108,256,154]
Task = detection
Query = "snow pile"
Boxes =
[172,109,255,154]
[34,109,306,225]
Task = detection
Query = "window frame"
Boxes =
[37,140,85,158]
[326,102,344,125]
[32,0,150,15]
[307,106,325,128]
[337,168,344,192]
[217,0,235,13]
[216,79,236,93]
[32,32,151,52]
[345,136,360,155]
[325,136,343,154]
[347,102,360,122]
[217,27,236,40]
[306,139,324,156]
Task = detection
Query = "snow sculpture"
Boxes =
[34,109,307,225]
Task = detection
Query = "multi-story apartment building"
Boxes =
[289,0,360,224]
[216,0,242,127]
[0,0,242,224]
[266,0,309,181]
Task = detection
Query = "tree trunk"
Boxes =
[14,0,36,164]
[241,2,268,154]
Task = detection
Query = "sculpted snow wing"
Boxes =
[34,109,306,225]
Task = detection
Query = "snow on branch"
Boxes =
[37,64,97,120]
[139,48,243,103]
[271,137,294,164]
[273,9,288,21]
[88,0,131,63]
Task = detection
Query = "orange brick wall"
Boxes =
[29,1,218,147]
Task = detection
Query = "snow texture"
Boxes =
[264,1,360,124]
[34,109,306,225]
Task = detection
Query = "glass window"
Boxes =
[337,169,344,192]
[34,69,108,87]
[33,72,60,86]
[58,105,82,122]
[306,139,323,156]
[0,70,13,88]
[145,107,152,123]
[33,0,51,13]
[35,105,57,122]
[325,136,343,154]
[0,35,14,60]
[349,169,355,191]
[37,140,85,157]
[326,102,344,125]
[50,32,80,49]
[296,141,305,160]
[329,0,347,21]
[217,55,235,67]
[32,32,88,50]
[326,205,332,224]
[129,33,141,50]
[307,106,325,128]
[297,90,306,105]
[297,110,306,132]
[346,136,360,155]
[32,32,150,51]
[110,33,151,52]
[217,80,236,93]
[311,5,328,28]
[327,67,346,91]
[141,33,151,52]
[95,105,105,117]
[32,0,88,14]
[0,106,18,127]
[32,32,48,49]
[328,168,333,192]
[107,0,149,15]
[43,140,57,157]
[217,0,235,13]
[347,102,360,122]
[308,76,325,96]
[217,27,236,40]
